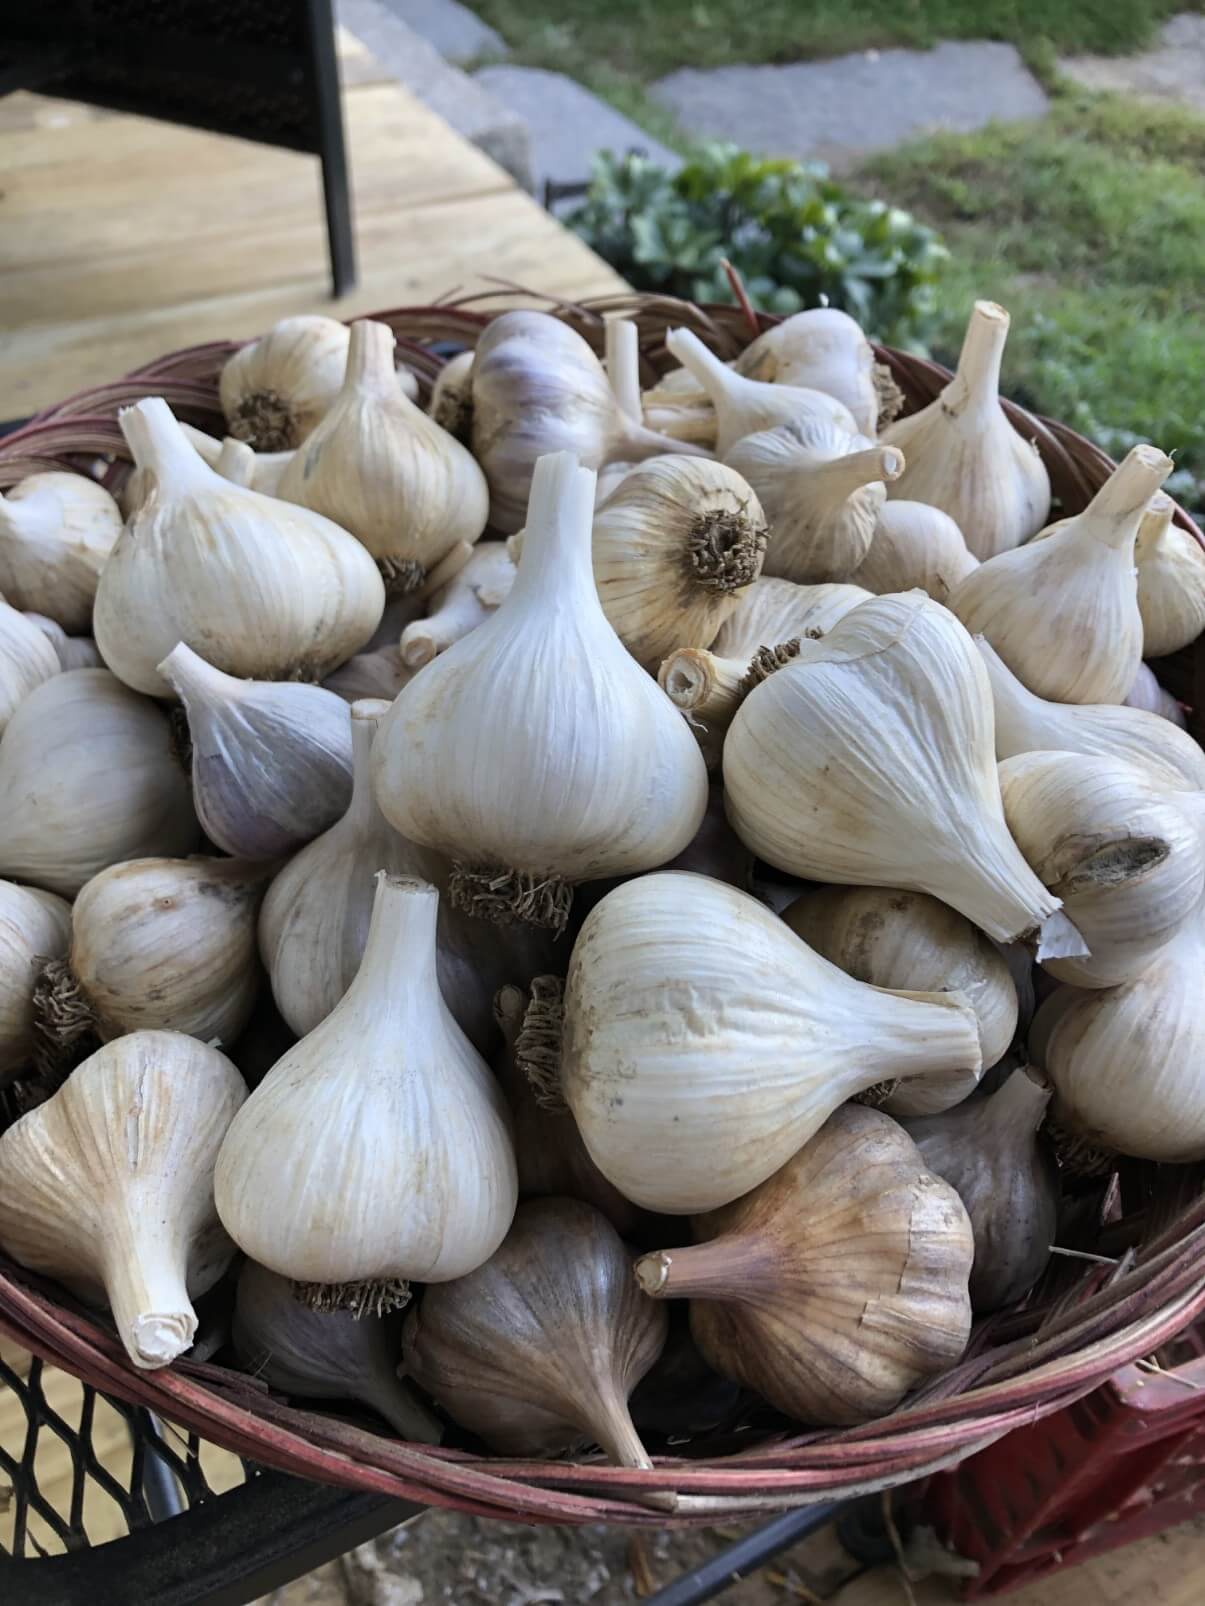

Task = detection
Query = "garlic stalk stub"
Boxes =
[882,301,1051,559]
[220,315,351,449]
[1135,493,1205,657]
[734,307,879,436]
[635,1106,973,1425]
[160,642,354,860]
[949,444,1174,704]
[0,1030,245,1368]
[854,500,979,605]
[0,472,122,631]
[592,456,768,670]
[0,595,62,735]
[401,1197,666,1466]
[372,452,708,933]
[277,321,489,595]
[96,399,384,696]
[399,541,515,669]
[216,875,518,1308]
[562,872,981,1214]
[723,592,1080,953]
[0,880,71,1083]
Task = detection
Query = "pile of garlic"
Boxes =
[0,297,1202,1465]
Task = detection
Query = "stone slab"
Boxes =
[1061,13,1205,113]
[372,0,507,65]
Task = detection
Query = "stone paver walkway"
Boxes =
[1060,13,1205,113]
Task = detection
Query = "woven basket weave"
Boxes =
[1,290,1203,1525]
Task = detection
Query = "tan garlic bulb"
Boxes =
[0,1031,245,1369]
[0,472,122,630]
[735,307,878,435]
[724,592,1079,953]
[949,444,1173,704]
[22,613,102,672]
[1135,494,1205,657]
[726,419,903,582]
[278,321,489,594]
[635,1106,973,1425]
[95,398,384,697]
[592,456,768,670]
[429,349,475,441]
[854,500,979,604]
[38,857,268,1058]
[783,886,1018,1116]
[372,452,708,932]
[882,301,1051,559]
[1126,663,1187,726]
[220,314,351,449]
[999,750,1205,989]
[0,880,71,1082]
[0,595,62,735]
[906,1066,1057,1311]
[399,541,515,669]
[402,1198,666,1466]
[562,872,981,1214]
[232,1261,442,1442]
[0,669,199,898]
[216,875,518,1309]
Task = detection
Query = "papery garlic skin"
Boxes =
[0,1030,245,1369]
[723,592,1073,950]
[95,398,384,698]
[1135,493,1205,657]
[711,576,872,656]
[400,541,515,669]
[562,872,982,1214]
[883,301,1051,559]
[0,669,199,898]
[0,880,71,1082]
[855,500,979,604]
[220,314,351,449]
[0,595,62,735]
[0,472,122,631]
[735,307,878,436]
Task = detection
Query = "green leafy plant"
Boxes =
[566,143,947,345]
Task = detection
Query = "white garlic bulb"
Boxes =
[0,669,198,897]
[0,1030,245,1368]
[429,349,475,440]
[0,880,71,1082]
[882,301,1051,559]
[277,321,489,594]
[854,500,979,604]
[735,307,878,435]
[1135,493,1205,657]
[373,452,708,932]
[723,592,1081,954]
[1126,662,1187,726]
[726,418,903,582]
[712,576,872,656]
[216,875,518,1304]
[95,398,384,697]
[949,444,1174,705]
[0,472,122,630]
[220,314,351,449]
[0,594,62,735]
[21,613,102,671]
[159,641,353,860]
[399,541,515,669]
[592,456,768,670]
[561,872,981,1213]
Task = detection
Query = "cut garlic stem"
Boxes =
[943,299,1009,420]
[658,649,746,721]
[216,437,256,487]
[605,319,643,423]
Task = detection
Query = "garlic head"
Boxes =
[854,499,979,604]
[0,880,71,1082]
[1135,493,1205,657]
[0,594,62,735]
[220,315,351,449]
[0,472,122,631]
[735,307,878,435]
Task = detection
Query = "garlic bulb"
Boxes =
[723,592,1079,953]
[216,875,517,1307]
[399,541,515,669]
[0,669,198,897]
[322,644,414,703]
[882,301,1051,559]
[726,419,903,583]
[22,613,102,672]
[277,321,489,594]
[562,872,981,1214]
[122,426,293,514]
[854,500,979,604]
[160,642,353,859]
[999,750,1205,988]
[429,349,475,441]
[1135,493,1205,657]
[977,637,1205,791]
[906,1067,1058,1311]
[0,1030,245,1368]
[372,452,708,933]
[0,880,71,1082]
[949,444,1173,704]
[735,307,878,436]
[635,1106,972,1425]
[0,472,122,630]
[665,326,856,457]
[592,456,768,670]
[259,701,556,1050]
[220,315,351,449]
[783,886,1018,1115]
[232,1261,442,1442]
[713,576,872,655]
[40,856,267,1056]
[1034,911,1205,1162]
[401,1198,665,1466]
[1127,662,1188,726]
[470,311,706,533]
[0,595,62,734]
[96,398,384,696]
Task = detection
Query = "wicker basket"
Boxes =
[1,290,1204,1526]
